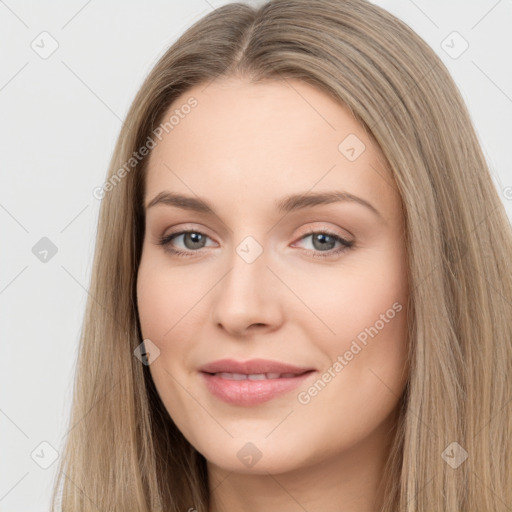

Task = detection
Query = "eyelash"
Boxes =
[157,228,354,259]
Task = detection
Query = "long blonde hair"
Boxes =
[50,0,512,510]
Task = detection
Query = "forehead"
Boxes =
[144,77,399,222]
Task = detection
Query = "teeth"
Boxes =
[247,374,266,380]
[215,372,297,380]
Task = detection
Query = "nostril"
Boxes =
[250,323,266,328]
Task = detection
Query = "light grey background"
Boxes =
[1,1,511,510]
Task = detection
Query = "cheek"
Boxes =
[136,258,203,342]
[297,280,408,451]
[299,245,409,396]
[291,251,407,349]
[136,262,207,439]
[342,294,408,402]
[136,267,169,342]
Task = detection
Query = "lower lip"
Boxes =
[200,371,315,406]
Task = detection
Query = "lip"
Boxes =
[199,358,316,406]
[199,358,314,375]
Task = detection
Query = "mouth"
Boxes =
[199,359,316,406]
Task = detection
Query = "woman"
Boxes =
[51,0,512,510]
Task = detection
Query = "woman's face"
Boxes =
[136,76,409,476]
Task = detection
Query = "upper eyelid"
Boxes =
[170,230,217,245]
[164,226,217,244]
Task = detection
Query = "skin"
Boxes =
[136,76,410,512]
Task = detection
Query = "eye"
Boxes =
[156,228,354,259]
[157,230,215,257]
[292,229,354,259]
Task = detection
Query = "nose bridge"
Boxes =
[211,233,283,333]
[224,234,269,303]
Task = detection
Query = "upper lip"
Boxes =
[199,358,315,375]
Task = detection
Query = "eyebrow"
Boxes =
[145,190,383,219]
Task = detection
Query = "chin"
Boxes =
[195,435,313,476]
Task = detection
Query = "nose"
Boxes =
[210,243,285,337]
